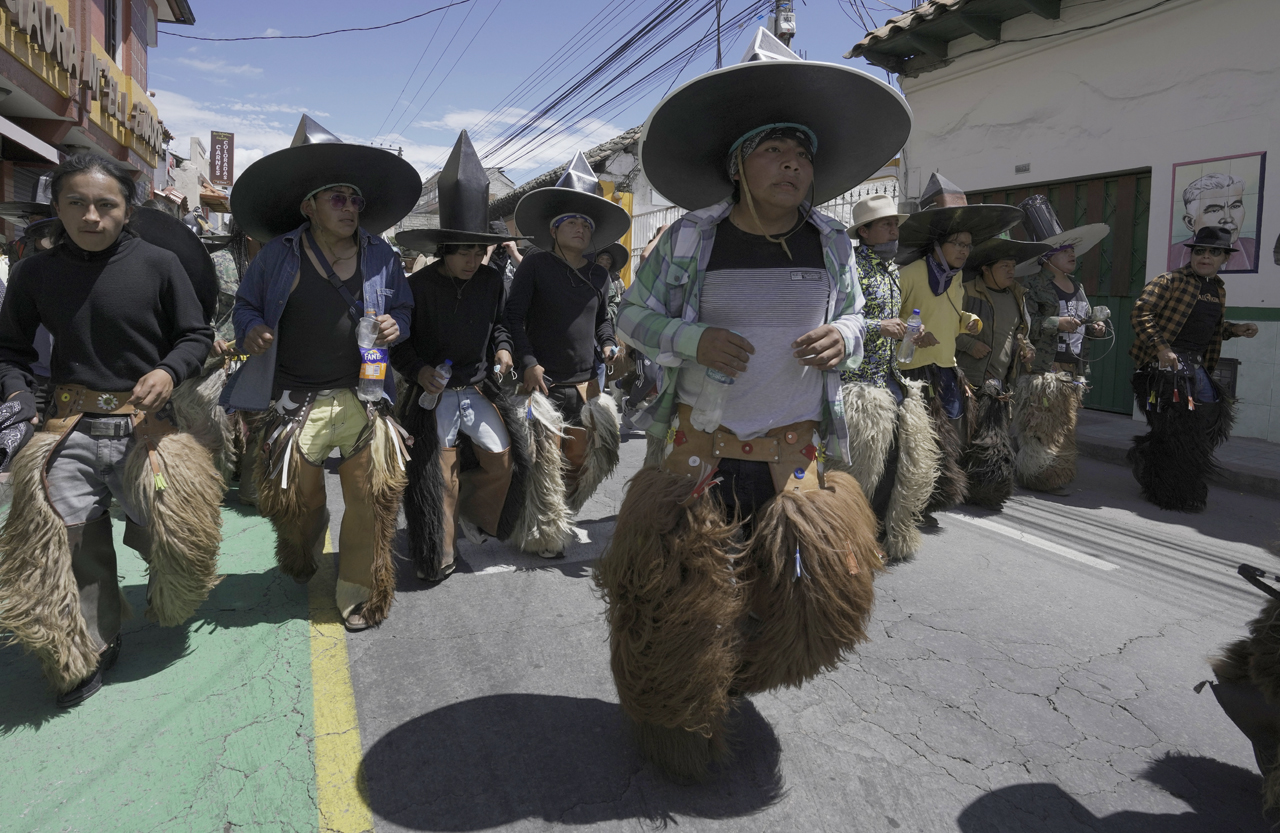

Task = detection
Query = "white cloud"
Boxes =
[262,28,283,37]
[174,57,263,76]
[228,103,331,116]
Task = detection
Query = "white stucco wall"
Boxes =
[894,0,1280,441]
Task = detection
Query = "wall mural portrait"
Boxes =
[1167,151,1266,273]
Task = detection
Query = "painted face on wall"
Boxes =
[1184,181,1246,245]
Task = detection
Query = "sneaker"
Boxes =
[536,549,566,560]
[57,636,121,708]
[459,519,489,546]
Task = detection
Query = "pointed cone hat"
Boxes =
[231,115,422,244]
[639,28,912,210]
[896,172,1024,264]
[513,151,631,252]
[0,172,54,223]
[395,131,526,253]
[1012,194,1110,276]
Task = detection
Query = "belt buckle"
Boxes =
[88,418,130,438]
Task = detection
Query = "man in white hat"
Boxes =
[834,193,938,564]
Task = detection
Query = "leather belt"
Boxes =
[661,403,825,494]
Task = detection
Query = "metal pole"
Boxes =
[715,0,722,69]
[774,0,795,46]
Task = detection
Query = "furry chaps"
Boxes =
[1014,372,1084,492]
[962,380,1017,510]
[1127,368,1234,512]
[170,362,238,486]
[509,392,575,553]
[902,365,972,511]
[565,394,621,513]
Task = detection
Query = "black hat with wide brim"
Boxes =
[639,28,912,210]
[963,238,1053,279]
[593,241,629,272]
[896,205,1024,264]
[0,202,53,223]
[231,115,422,244]
[514,152,631,252]
[129,207,219,322]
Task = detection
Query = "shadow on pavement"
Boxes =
[359,693,784,830]
[957,753,1272,832]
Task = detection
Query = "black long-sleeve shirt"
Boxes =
[0,232,213,399]
[503,251,615,385]
[390,261,513,388]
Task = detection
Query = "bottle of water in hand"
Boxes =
[690,368,733,433]
[418,360,453,410]
[897,309,923,365]
[357,311,388,402]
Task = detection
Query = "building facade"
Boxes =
[851,0,1280,441]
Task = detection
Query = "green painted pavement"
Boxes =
[0,502,319,833]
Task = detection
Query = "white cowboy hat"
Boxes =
[848,193,909,232]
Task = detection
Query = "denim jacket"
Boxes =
[220,222,413,411]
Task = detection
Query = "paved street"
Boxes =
[3,428,1278,832]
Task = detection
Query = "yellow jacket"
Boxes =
[897,257,981,370]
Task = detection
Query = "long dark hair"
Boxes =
[225,218,251,279]
[47,153,138,247]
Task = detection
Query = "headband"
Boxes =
[727,123,818,179]
[551,213,595,232]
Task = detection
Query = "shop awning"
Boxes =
[0,115,59,164]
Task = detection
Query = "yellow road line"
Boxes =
[310,531,374,833]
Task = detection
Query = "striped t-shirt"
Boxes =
[675,217,829,439]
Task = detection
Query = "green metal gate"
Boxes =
[971,171,1152,413]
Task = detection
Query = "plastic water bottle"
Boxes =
[690,368,734,433]
[897,309,923,365]
[356,311,387,402]
[418,360,453,410]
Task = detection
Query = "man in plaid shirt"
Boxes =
[1128,226,1258,511]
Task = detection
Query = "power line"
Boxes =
[372,4,460,140]
[159,1,470,41]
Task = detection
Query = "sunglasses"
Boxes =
[318,192,366,212]
[1190,246,1226,257]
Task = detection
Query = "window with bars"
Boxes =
[105,0,120,64]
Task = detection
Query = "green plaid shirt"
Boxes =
[1130,266,1237,372]
[616,198,866,464]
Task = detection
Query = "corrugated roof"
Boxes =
[488,126,641,220]
[847,0,967,59]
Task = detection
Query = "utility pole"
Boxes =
[715,0,722,69]
[771,0,796,47]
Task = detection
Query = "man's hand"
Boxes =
[1021,345,1036,363]
[1234,323,1260,338]
[603,344,619,362]
[879,318,908,340]
[1087,322,1106,337]
[696,328,755,377]
[495,349,514,377]
[244,324,275,355]
[1157,348,1179,369]
[914,331,940,349]
[129,369,175,412]
[417,365,448,397]
[524,364,549,395]
[969,341,992,359]
[1058,317,1081,333]
[211,339,233,358]
[374,314,399,346]
[792,324,846,370]
[965,319,982,335]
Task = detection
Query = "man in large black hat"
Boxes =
[955,237,1047,509]
[1013,195,1111,495]
[1128,226,1257,511]
[391,130,533,582]
[505,151,628,557]
[0,154,223,707]
[895,173,1023,515]
[595,28,908,781]
[224,115,420,631]
[1,173,59,415]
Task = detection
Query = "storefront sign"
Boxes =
[210,131,234,186]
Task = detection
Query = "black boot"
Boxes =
[57,635,122,708]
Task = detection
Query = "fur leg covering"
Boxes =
[358,418,409,626]
[256,434,325,582]
[593,467,744,782]
[486,377,533,541]
[962,381,1017,510]
[170,365,238,486]
[565,395,621,514]
[903,366,972,511]
[1127,370,1235,512]
[124,432,224,625]
[510,392,574,553]
[1014,372,1083,492]
[883,382,940,562]
[733,471,884,694]
[835,383,898,496]
[399,392,446,579]
[0,433,98,692]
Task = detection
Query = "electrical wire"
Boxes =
[384,0,484,141]
[372,3,460,140]
[158,1,471,41]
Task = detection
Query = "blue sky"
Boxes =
[149,0,900,184]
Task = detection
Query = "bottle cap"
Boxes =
[913,309,920,315]
[444,359,453,366]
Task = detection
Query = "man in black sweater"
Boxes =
[507,154,630,552]
[0,155,222,708]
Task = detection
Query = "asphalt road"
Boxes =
[336,429,1280,833]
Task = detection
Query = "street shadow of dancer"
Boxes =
[957,753,1273,832]
[358,693,784,829]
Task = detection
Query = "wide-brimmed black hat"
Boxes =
[1182,225,1239,253]
[639,28,911,211]
[1013,194,1111,276]
[0,172,53,224]
[593,241,629,273]
[396,131,525,254]
[514,152,631,252]
[964,237,1052,279]
[897,173,1023,263]
[129,207,219,322]
[231,115,422,244]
